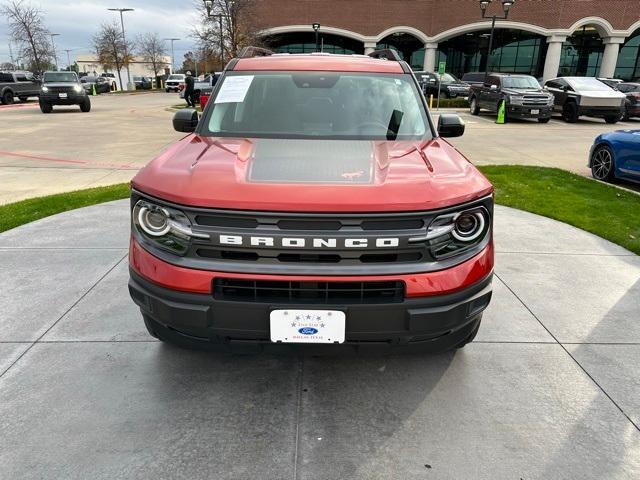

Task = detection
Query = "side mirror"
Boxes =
[438,114,465,138]
[173,108,199,133]
[490,84,498,91]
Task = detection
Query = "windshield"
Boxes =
[502,76,540,89]
[168,75,183,80]
[440,73,458,83]
[203,72,430,141]
[567,77,612,91]
[43,72,77,83]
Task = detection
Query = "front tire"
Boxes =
[562,102,579,123]
[469,96,480,115]
[18,96,28,102]
[39,102,52,113]
[2,90,14,105]
[590,145,615,182]
[80,98,91,112]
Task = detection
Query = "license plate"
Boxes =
[59,93,67,98]
[531,109,539,115]
[270,310,345,344]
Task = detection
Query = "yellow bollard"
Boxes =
[429,94,433,110]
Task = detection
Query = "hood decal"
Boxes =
[247,139,374,184]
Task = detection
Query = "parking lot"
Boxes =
[1,93,639,204]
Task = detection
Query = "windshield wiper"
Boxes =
[386,110,404,141]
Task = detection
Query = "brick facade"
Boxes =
[252,0,640,37]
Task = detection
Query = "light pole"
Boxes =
[63,49,73,71]
[479,0,516,82]
[163,38,180,73]
[108,7,134,90]
[312,22,321,52]
[50,33,60,70]
[203,1,226,69]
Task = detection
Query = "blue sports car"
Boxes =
[589,130,640,183]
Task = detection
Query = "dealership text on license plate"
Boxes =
[531,109,539,114]
[59,93,67,98]
[270,310,345,344]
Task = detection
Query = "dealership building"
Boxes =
[254,0,640,81]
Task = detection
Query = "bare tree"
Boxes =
[93,21,134,90]
[137,32,168,82]
[191,0,260,70]
[2,0,52,73]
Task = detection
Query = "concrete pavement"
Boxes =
[0,93,183,204]
[0,201,638,479]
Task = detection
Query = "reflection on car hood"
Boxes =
[43,82,80,88]
[132,136,493,212]
[502,87,548,95]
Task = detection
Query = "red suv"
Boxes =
[128,48,494,352]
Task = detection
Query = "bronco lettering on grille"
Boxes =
[217,235,400,249]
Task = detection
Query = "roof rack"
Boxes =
[368,49,402,62]
[237,46,274,59]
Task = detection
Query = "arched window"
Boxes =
[376,33,425,71]
[559,26,604,77]
[615,30,640,81]
[435,29,547,78]
[263,32,364,55]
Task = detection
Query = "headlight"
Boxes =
[132,200,209,255]
[509,95,524,105]
[547,95,555,106]
[419,206,491,260]
[73,84,83,93]
[41,86,49,92]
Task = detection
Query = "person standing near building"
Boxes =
[184,71,195,107]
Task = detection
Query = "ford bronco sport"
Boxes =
[128,48,494,352]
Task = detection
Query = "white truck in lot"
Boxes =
[544,77,626,123]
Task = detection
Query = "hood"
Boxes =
[502,87,548,96]
[579,89,626,99]
[43,82,80,88]
[132,136,492,213]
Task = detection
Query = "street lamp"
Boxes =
[50,33,60,70]
[479,0,516,81]
[312,22,321,52]
[63,49,74,71]
[163,38,180,73]
[108,7,134,90]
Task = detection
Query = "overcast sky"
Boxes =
[1,0,200,67]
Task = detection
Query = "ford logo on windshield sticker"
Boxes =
[298,327,318,335]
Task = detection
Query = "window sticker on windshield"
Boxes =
[215,75,254,103]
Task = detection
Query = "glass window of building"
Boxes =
[435,29,547,79]
[377,33,425,71]
[558,27,604,77]
[265,32,364,55]
[615,30,640,81]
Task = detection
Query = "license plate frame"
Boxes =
[530,109,539,115]
[59,93,68,98]
[270,309,345,344]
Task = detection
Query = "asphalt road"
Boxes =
[1,93,639,204]
[0,201,638,479]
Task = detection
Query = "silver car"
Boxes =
[544,77,626,123]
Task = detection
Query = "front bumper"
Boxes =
[507,105,553,119]
[128,238,494,351]
[40,92,86,104]
[578,106,624,118]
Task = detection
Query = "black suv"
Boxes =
[39,71,90,113]
[415,71,470,98]
[468,73,554,123]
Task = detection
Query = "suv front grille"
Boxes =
[522,95,549,107]
[213,278,405,304]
